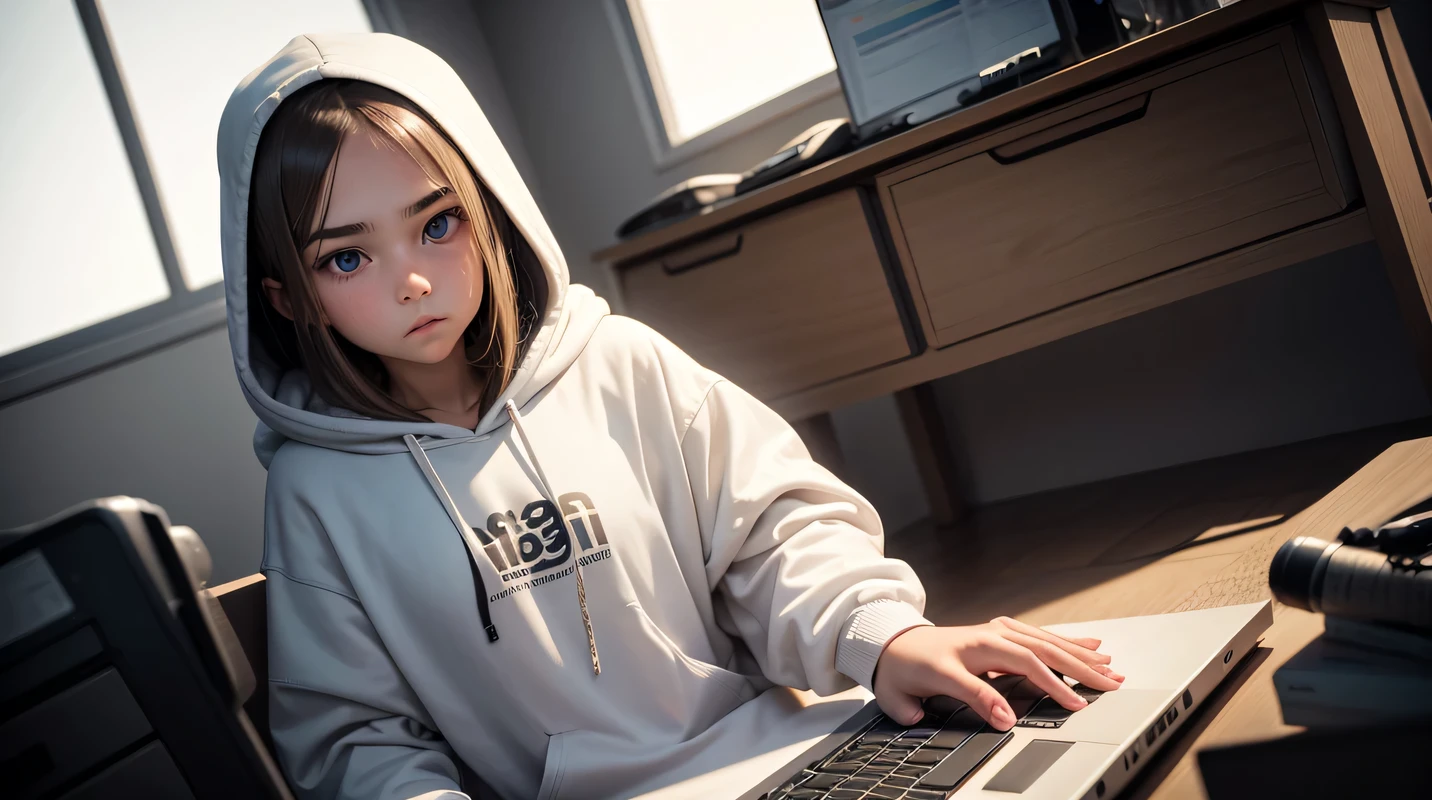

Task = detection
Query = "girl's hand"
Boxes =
[872,616,1125,731]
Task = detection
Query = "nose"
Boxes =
[399,270,432,304]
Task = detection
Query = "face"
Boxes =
[266,131,484,365]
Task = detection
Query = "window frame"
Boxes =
[0,0,399,407]
[604,0,843,170]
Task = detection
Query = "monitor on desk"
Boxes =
[817,0,1069,139]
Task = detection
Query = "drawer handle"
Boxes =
[990,93,1150,165]
[661,233,744,275]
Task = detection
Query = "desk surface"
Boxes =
[890,424,1432,799]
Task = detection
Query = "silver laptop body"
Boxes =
[734,601,1274,800]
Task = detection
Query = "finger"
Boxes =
[876,688,928,727]
[1003,631,1122,692]
[936,667,1018,731]
[991,616,1107,660]
[992,617,1111,666]
[1093,663,1126,682]
[984,637,1088,711]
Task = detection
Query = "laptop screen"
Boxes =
[818,0,1063,129]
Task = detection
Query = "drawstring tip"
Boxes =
[485,624,500,642]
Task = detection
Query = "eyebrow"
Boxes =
[305,221,370,249]
[304,187,454,249]
[404,186,452,218]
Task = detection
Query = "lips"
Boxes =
[406,316,446,336]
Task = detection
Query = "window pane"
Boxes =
[99,0,373,290]
[0,1,169,358]
[630,0,836,145]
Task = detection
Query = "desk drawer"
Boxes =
[618,189,911,399]
[882,30,1354,347]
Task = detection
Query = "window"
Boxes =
[610,0,840,165]
[0,0,380,405]
[0,1,171,359]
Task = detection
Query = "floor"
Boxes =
[889,416,1432,628]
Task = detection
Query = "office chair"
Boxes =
[0,497,293,799]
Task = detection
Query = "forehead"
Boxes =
[324,130,441,223]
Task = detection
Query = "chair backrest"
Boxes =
[0,499,292,799]
[210,573,273,757]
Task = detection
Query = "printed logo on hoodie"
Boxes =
[475,492,613,599]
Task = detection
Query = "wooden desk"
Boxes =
[886,426,1432,799]
[1024,438,1430,799]
[595,1,1432,523]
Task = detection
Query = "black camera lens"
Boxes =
[1269,534,1432,630]
[1268,536,1341,612]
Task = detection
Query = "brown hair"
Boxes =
[246,79,537,422]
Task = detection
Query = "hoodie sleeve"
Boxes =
[678,374,933,696]
[263,469,471,800]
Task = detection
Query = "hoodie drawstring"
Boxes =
[506,400,601,676]
[404,434,500,643]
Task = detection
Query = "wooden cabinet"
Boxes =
[598,3,1431,423]
[880,28,1357,348]
[617,189,911,400]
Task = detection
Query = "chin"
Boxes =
[406,335,466,364]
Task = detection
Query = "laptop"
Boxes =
[816,0,1073,142]
[731,600,1274,800]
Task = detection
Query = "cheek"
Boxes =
[314,279,393,345]
[437,243,486,304]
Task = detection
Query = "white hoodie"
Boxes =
[218,33,931,800]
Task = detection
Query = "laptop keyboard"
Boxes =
[761,679,1103,800]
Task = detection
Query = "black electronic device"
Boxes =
[735,118,855,196]
[815,0,1229,143]
[614,174,741,240]
[0,497,292,799]
[1268,506,1432,631]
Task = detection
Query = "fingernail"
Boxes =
[908,711,925,725]
[993,706,1015,729]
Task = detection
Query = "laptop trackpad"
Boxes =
[983,740,1075,793]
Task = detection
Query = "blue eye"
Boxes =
[425,209,461,242]
[332,250,363,273]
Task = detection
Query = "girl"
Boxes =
[218,32,1122,800]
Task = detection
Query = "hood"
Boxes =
[217,32,607,468]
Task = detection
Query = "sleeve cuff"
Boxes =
[835,600,933,691]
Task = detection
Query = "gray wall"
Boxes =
[472,0,1432,526]
[0,330,266,584]
[0,2,534,584]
